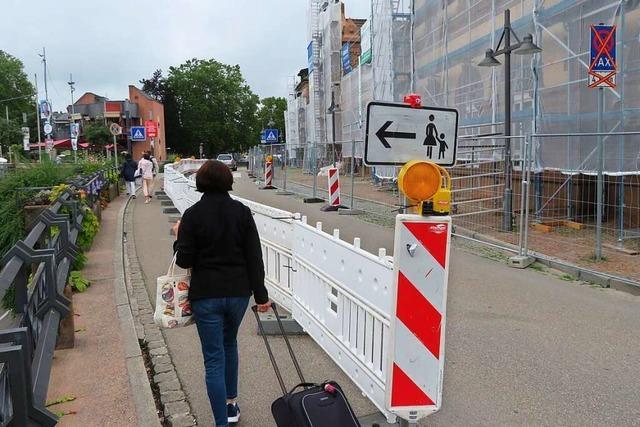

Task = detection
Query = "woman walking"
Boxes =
[120,154,138,198]
[138,153,155,204]
[172,160,271,426]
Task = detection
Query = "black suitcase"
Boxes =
[252,304,361,427]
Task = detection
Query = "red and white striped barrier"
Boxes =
[387,214,451,423]
[328,167,341,206]
[262,161,275,190]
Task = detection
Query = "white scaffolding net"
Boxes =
[413,0,640,174]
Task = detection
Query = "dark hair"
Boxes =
[196,160,233,193]
[125,153,132,160]
[143,153,150,160]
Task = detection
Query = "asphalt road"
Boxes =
[133,172,640,426]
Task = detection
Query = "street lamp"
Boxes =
[478,9,542,232]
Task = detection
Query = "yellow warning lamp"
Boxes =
[397,160,451,216]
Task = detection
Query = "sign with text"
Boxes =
[365,102,458,167]
[360,20,372,64]
[39,100,52,120]
[70,123,80,151]
[145,120,158,138]
[589,24,616,88]
[22,127,30,151]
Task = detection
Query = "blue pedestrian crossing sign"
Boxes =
[264,128,279,144]
[130,126,146,141]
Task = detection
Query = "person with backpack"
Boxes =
[120,154,138,197]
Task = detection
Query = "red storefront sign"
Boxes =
[145,120,158,138]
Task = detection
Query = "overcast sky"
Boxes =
[1,0,370,112]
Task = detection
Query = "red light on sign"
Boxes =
[403,94,422,108]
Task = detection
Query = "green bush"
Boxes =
[76,207,99,251]
[0,160,105,311]
[68,271,90,293]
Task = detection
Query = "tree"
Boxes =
[82,122,111,147]
[0,119,21,155]
[0,50,37,148]
[142,59,260,156]
[257,97,287,142]
[140,69,166,102]
[0,51,35,119]
[140,70,181,154]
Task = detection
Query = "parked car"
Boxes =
[217,153,237,171]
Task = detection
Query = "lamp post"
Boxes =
[478,9,542,232]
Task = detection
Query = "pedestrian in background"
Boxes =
[120,154,138,198]
[138,153,155,204]
[150,151,159,177]
[172,160,271,427]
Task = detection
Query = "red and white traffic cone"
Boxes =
[321,167,343,211]
[261,161,276,190]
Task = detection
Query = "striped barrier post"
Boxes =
[261,161,276,190]
[387,214,452,424]
[321,167,343,211]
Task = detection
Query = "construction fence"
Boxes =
[248,130,640,285]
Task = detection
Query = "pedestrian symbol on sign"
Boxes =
[264,128,279,144]
[130,126,146,141]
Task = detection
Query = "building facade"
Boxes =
[66,86,167,161]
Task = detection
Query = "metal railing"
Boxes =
[0,189,86,426]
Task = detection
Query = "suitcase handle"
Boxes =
[252,303,306,395]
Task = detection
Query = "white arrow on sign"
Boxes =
[364,101,459,167]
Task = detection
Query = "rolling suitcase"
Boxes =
[252,304,361,427]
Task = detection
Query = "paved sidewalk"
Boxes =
[47,196,137,426]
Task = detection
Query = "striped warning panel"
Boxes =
[387,215,451,421]
[328,167,341,206]
[264,161,273,186]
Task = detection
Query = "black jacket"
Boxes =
[120,159,138,182]
[173,192,268,304]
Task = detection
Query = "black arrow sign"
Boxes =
[375,121,416,148]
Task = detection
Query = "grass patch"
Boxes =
[529,262,547,272]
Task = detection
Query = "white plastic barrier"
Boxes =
[291,218,394,420]
[162,161,451,423]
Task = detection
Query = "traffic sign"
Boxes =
[264,128,279,143]
[588,24,616,88]
[145,120,158,138]
[43,122,53,136]
[109,123,122,136]
[130,126,146,141]
[365,102,458,167]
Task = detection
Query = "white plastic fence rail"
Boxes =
[164,162,397,422]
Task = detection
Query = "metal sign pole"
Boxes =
[339,140,363,215]
[113,135,118,168]
[596,87,604,261]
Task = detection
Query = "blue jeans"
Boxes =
[192,297,250,427]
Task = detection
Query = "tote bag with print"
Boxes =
[154,255,193,328]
